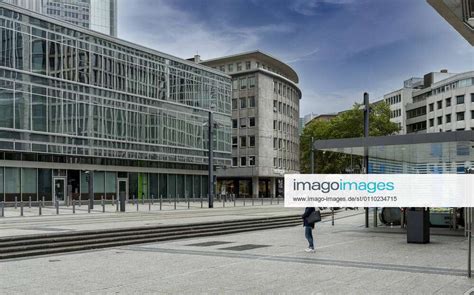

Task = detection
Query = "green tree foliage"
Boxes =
[300,102,400,173]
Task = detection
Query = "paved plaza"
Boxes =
[0,209,473,294]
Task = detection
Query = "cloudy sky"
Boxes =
[117,0,473,116]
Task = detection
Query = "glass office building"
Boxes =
[0,0,117,36]
[0,4,232,202]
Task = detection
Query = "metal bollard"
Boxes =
[261,197,264,206]
[332,207,335,226]
[15,196,17,209]
[174,197,177,210]
[160,194,162,211]
[79,195,82,207]
[56,200,59,215]
[244,197,246,207]
[187,197,190,209]
[142,194,145,205]
[277,197,279,205]
[39,202,42,216]
[151,194,154,205]
[29,196,32,208]
[20,202,23,216]
[1,202,4,217]
[116,195,119,212]
[112,195,115,207]
[234,195,236,207]
[101,196,105,213]
[136,199,139,211]
[73,200,76,214]
[88,202,91,213]
[42,196,45,208]
[201,196,203,208]
[149,201,151,211]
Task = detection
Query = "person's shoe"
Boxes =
[304,248,315,253]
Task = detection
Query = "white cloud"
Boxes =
[117,0,293,60]
[291,0,355,16]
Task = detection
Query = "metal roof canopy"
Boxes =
[313,130,474,165]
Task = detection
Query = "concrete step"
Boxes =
[0,220,301,253]
[0,214,323,260]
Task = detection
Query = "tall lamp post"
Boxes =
[363,92,370,228]
[208,103,217,208]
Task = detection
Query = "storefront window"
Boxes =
[159,174,167,199]
[4,167,20,201]
[167,174,176,198]
[185,175,193,198]
[22,168,37,199]
[105,172,116,198]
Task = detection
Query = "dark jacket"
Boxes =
[302,207,316,228]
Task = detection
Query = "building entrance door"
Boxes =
[53,177,66,204]
[117,179,128,212]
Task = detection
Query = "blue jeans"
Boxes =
[304,226,314,249]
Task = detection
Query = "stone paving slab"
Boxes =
[0,212,472,294]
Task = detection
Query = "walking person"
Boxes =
[302,207,316,253]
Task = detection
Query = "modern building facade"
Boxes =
[196,51,302,198]
[0,3,232,203]
[0,0,117,36]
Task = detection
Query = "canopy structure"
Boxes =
[313,130,474,174]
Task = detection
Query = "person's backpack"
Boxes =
[305,210,321,224]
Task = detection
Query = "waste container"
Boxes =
[407,208,430,243]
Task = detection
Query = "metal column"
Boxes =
[208,111,214,209]
[363,92,370,228]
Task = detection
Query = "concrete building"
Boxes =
[427,0,474,45]
[0,0,117,36]
[196,51,302,198]
[0,3,231,202]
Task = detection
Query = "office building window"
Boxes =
[240,136,247,147]
[245,61,251,70]
[219,65,225,72]
[429,103,434,112]
[236,62,242,71]
[232,137,237,148]
[249,96,255,108]
[437,101,442,109]
[240,157,246,166]
[240,77,247,89]
[471,93,474,103]
[437,116,442,125]
[446,97,451,107]
[232,80,238,90]
[249,156,255,166]
[273,138,277,149]
[232,99,237,110]
[249,136,255,147]
[240,98,247,109]
[457,112,465,121]
[278,121,282,131]
[228,64,233,72]
[471,110,474,120]
[429,118,434,127]
[446,114,451,123]
[274,157,277,167]
[249,117,255,127]
[456,95,465,105]
[279,102,282,113]
[249,76,255,88]
[232,119,237,128]
[232,157,238,167]
[240,118,247,128]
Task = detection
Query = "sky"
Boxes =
[117,0,474,116]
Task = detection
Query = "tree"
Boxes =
[300,102,400,173]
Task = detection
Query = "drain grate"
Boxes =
[186,241,233,247]
[218,244,270,251]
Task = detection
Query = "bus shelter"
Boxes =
[312,130,474,277]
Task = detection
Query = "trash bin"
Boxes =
[407,208,430,243]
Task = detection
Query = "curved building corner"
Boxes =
[199,50,302,198]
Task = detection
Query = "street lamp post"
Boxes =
[363,92,370,228]
[208,104,217,208]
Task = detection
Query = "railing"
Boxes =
[0,194,285,218]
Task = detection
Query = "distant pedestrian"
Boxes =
[302,207,316,253]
